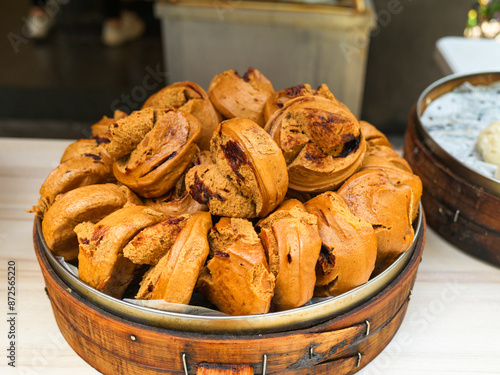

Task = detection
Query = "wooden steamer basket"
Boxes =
[33,210,425,375]
[404,71,500,266]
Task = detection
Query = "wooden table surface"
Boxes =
[1,137,499,375]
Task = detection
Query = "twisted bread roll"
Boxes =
[265,96,366,192]
[37,150,113,216]
[208,67,274,127]
[196,217,275,315]
[123,215,189,265]
[264,83,336,124]
[136,212,212,304]
[142,81,221,151]
[113,109,202,198]
[186,118,288,218]
[304,192,377,297]
[256,199,321,311]
[338,170,414,269]
[75,206,166,298]
[42,183,141,261]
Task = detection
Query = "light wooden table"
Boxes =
[1,137,499,375]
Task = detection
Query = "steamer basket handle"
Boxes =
[196,363,254,375]
[194,354,360,375]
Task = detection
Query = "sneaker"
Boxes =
[102,11,145,47]
[24,9,56,40]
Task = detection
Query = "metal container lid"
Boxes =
[156,0,373,18]
[416,71,500,197]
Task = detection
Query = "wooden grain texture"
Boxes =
[33,216,425,375]
[404,107,500,266]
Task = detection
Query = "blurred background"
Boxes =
[0,0,490,140]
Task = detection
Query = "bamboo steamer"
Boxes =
[404,72,500,267]
[33,209,426,375]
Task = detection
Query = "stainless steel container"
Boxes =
[155,0,376,117]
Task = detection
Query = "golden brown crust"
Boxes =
[208,67,274,127]
[304,192,377,297]
[186,118,288,218]
[265,96,366,192]
[264,83,336,124]
[136,212,212,303]
[42,183,140,261]
[337,170,414,269]
[257,199,321,311]
[38,150,113,216]
[196,217,275,315]
[142,81,221,151]
[365,145,413,174]
[123,215,189,265]
[75,206,165,298]
[91,110,128,137]
[113,109,201,198]
[60,139,101,163]
[360,155,422,222]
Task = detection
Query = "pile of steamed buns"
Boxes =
[32,68,422,316]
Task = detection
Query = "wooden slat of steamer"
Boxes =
[33,217,425,374]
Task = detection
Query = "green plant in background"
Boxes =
[465,0,500,38]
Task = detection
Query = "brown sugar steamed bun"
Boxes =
[338,169,414,269]
[91,110,128,138]
[35,149,113,216]
[304,192,377,297]
[257,199,321,311]
[208,67,274,127]
[142,81,221,151]
[136,212,212,304]
[360,153,422,222]
[112,109,201,198]
[75,206,166,298]
[265,96,366,193]
[264,83,336,123]
[186,118,288,218]
[42,183,141,261]
[196,217,275,315]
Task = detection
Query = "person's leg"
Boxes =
[26,0,57,39]
[101,0,145,47]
